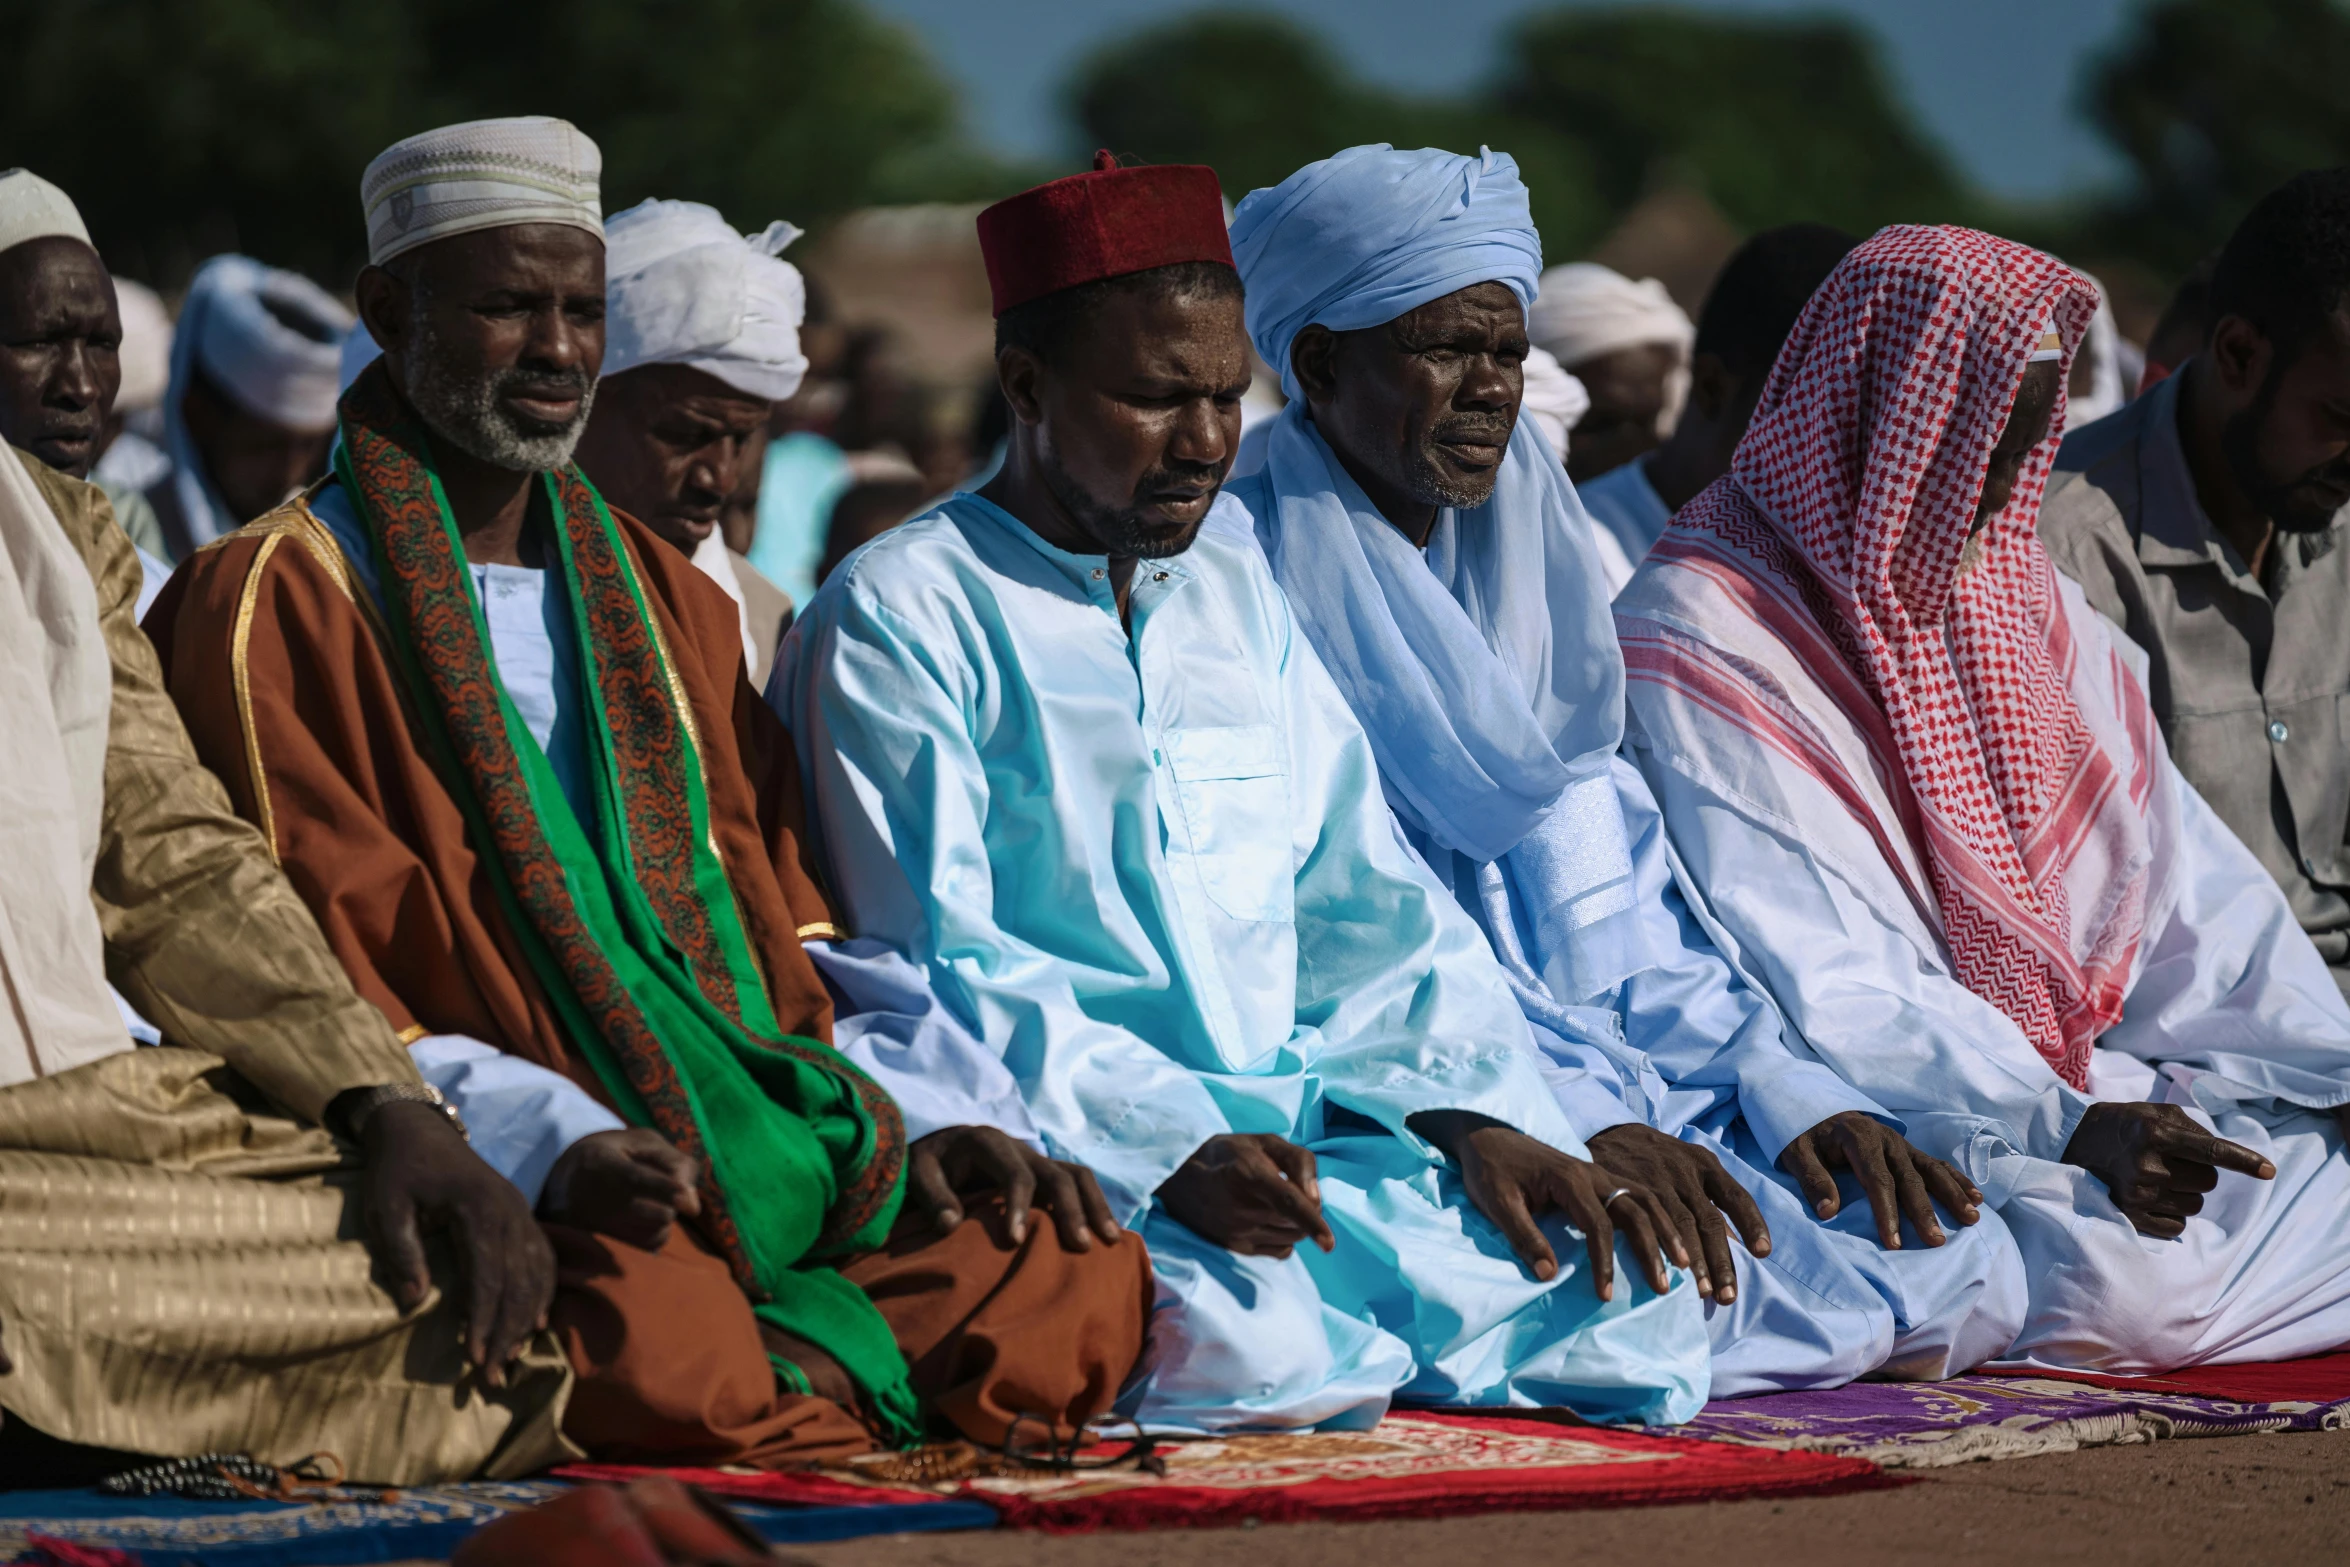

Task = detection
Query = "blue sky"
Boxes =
[867,0,2142,202]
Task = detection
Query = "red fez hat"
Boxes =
[977,151,1233,317]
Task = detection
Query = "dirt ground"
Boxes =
[785,1428,2350,1567]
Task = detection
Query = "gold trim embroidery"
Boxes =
[795,922,847,941]
[395,1024,430,1045]
[232,533,285,863]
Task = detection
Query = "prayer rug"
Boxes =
[1683,1351,2350,1468]
[558,1411,1895,1533]
[0,1481,992,1565]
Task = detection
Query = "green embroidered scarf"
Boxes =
[334,364,917,1442]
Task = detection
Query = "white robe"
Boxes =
[0,448,132,1084]
[1622,564,2350,1370]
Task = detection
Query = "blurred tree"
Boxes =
[0,0,1013,288]
[2081,0,2350,274]
[1065,12,1612,258]
[1498,9,1978,238]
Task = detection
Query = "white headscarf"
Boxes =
[112,279,173,415]
[1518,345,1588,463]
[601,199,809,403]
[1527,262,1694,436]
[0,168,89,254]
[163,255,351,549]
[0,450,131,1086]
[362,117,602,267]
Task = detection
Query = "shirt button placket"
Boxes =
[2269,718,2292,744]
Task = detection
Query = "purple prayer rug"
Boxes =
[1683,1354,2350,1468]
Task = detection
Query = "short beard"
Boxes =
[1037,445,1215,559]
[2222,360,2350,535]
[1402,412,1513,510]
[402,310,595,473]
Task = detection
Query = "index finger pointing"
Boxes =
[2154,1121,2275,1179]
[2201,1135,2275,1180]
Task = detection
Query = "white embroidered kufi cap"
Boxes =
[361,116,603,267]
[0,168,92,255]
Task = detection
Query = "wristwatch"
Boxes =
[341,1081,469,1142]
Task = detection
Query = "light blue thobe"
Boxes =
[1224,448,2027,1396]
[774,490,1709,1431]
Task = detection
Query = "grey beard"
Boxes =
[402,316,595,472]
[1402,416,1513,511]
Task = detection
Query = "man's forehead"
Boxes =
[0,236,115,327]
[1384,282,1524,343]
[409,223,606,289]
[1090,287,1248,380]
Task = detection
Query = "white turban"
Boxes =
[601,199,809,403]
[1527,262,1694,370]
[1517,345,1588,462]
[362,117,602,268]
[1527,262,1694,439]
[164,255,351,549]
[0,168,90,255]
[112,279,173,415]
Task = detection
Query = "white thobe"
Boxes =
[1624,570,2350,1370]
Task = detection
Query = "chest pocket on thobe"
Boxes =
[1162,724,1294,923]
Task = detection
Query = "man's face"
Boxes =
[1973,360,2061,530]
[0,237,121,478]
[1017,283,1251,558]
[1562,340,1681,482]
[573,364,772,554]
[181,374,336,524]
[1304,281,1526,515]
[357,223,605,472]
[2217,309,2350,535]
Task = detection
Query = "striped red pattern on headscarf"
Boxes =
[1626,226,2149,1090]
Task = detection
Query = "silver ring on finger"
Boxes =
[1602,1187,1634,1208]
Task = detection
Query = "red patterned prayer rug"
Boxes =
[557,1412,1895,1533]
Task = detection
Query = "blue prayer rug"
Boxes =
[0,1480,995,1565]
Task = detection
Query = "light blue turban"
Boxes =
[1227,144,1650,1003]
[1228,144,1543,399]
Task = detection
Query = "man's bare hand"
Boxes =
[1779,1110,1984,1251]
[2064,1101,2272,1237]
[540,1128,703,1253]
[1412,1110,1682,1302]
[352,1097,555,1388]
[1587,1123,1768,1304]
[1157,1133,1334,1258]
[910,1124,1123,1250]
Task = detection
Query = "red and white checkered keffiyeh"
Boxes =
[1620,226,2156,1090]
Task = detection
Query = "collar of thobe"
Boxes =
[964,490,1199,611]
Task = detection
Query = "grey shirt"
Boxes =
[2039,367,2350,996]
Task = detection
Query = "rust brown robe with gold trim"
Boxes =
[147,484,1147,1465]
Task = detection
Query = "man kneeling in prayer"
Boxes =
[0,168,570,1484]
[777,154,1711,1434]
[1614,227,2350,1371]
[1222,145,2024,1396]
[150,117,1148,1466]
